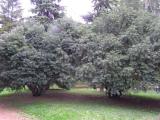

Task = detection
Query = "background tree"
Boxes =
[0,0,22,34]
[31,0,64,25]
[92,0,118,13]
[144,0,160,16]
[83,0,118,22]
[121,0,143,10]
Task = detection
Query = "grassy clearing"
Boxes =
[128,90,160,100]
[0,88,21,96]
[9,89,159,120]
[67,88,104,96]
[20,101,158,120]
[0,88,159,120]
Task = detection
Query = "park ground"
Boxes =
[0,88,160,120]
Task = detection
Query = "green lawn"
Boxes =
[0,88,27,97]
[128,90,160,100]
[0,88,160,120]
[20,101,158,120]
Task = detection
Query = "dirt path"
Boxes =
[0,104,31,120]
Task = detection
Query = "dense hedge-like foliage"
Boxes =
[0,19,80,96]
[76,8,160,97]
[0,8,160,97]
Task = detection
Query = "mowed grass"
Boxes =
[20,101,158,120]
[0,88,159,120]
[6,88,158,120]
[128,90,160,100]
[0,88,27,97]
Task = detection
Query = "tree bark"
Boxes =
[27,84,44,97]
[107,89,122,99]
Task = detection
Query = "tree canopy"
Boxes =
[0,0,160,98]
[77,8,160,97]
[0,18,82,96]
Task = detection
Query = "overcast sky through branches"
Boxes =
[21,0,93,22]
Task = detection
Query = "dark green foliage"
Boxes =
[1,2,160,99]
[77,8,160,97]
[0,19,77,96]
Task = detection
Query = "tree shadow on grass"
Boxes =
[0,90,160,113]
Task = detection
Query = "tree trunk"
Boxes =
[107,89,122,99]
[27,84,44,97]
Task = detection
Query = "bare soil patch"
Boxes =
[0,103,31,120]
